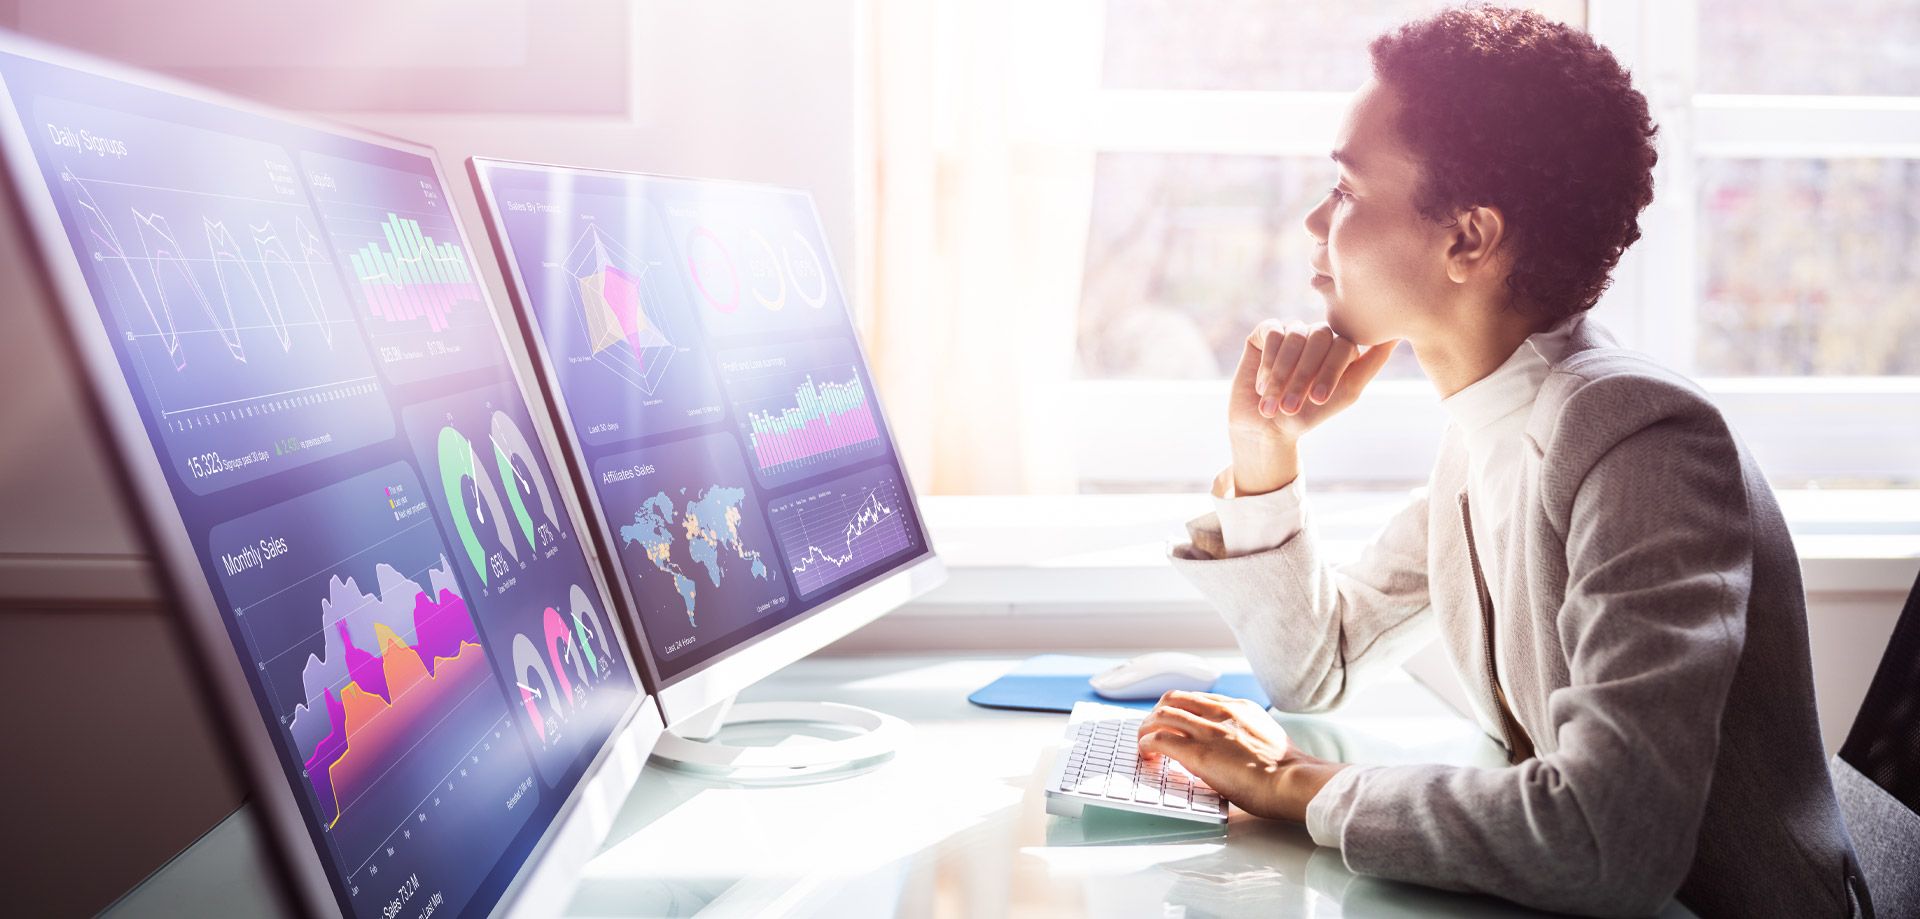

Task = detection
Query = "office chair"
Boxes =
[1831,567,1920,919]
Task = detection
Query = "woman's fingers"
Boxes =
[1325,339,1400,406]
[1259,323,1309,409]
[1307,336,1359,405]
[1278,325,1336,413]
[1243,321,1387,418]
[1255,326,1284,397]
[1154,689,1235,721]
[1137,728,1202,763]
[1137,705,1226,743]
[1245,318,1286,351]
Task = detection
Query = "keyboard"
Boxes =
[1043,709,1228,824]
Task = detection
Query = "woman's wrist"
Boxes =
[1274,753,1349,823]
[1228,433,1300,497]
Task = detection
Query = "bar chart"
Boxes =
[348,212,484,334]
[719,338,889,489]
[301,151,502,383]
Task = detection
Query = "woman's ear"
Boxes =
[1445,204,1507,285]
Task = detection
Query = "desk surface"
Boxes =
[114,654,1697,918]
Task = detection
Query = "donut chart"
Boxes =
[748,229,787,310]
[512,631,561,742]
[510,582,618,747]
[437,424,519,586]
[686,226,739,313]
[489,408,560,554]
[787,229,828,309]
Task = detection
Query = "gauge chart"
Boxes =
[403,385,636,781]
[406,385,568,595]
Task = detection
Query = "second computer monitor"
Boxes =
[469,158,943,725]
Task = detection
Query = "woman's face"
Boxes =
[1302,78,1457,347]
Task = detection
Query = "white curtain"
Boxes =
[861,0,1105,494]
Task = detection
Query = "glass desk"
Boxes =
[110,654,1698,918]
[568,654,1694,918]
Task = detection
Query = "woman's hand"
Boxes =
[1227,321,1399,447]
[1221,322,1398,497]
[1136,690,1349,823]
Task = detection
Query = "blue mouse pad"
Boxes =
[967,654,1271,713]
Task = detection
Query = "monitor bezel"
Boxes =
[467,155,947,726]
[0,30,661,918]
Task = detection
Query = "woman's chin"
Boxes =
[1324,305,1395,349]
[1323,307,1359,342]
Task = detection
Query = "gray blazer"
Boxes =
[1169,321,1870,917]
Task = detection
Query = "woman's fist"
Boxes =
[1227,320,1398,446]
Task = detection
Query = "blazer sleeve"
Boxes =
[1168,477,1436,713]
[1311,402,1753,917]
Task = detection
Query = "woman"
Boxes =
[1139,8,1869,917]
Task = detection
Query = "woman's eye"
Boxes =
[1328,186,1350,201]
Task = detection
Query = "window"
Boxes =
[1697,158,1920,377]
[1067,0,1920,492]
[1075,152,1424,382]
[1100,0,1482,92]
[861,0,1918,496]
[1696,0,1920,95]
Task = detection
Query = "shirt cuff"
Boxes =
[1209,465,1307,557]
[1304,764,1373,849]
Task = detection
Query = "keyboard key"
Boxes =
[1133,786,1162,804]
[1105,776,1134,799]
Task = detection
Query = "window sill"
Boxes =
[8,492,1913,617]
[904,491,1920,618]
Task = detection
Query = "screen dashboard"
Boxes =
[470,161,932,689]
[0,43,641,919]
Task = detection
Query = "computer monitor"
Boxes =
[0,32,660,918]
[467,158,945,765]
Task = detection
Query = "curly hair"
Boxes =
[1369,6,1659,321]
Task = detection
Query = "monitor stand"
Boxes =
[647,695,910,782]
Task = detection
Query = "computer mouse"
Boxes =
[1089,652,1222,701]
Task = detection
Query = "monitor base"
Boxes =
[647,699,910,780]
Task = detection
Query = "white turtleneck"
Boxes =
[1207,313,1587,848]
